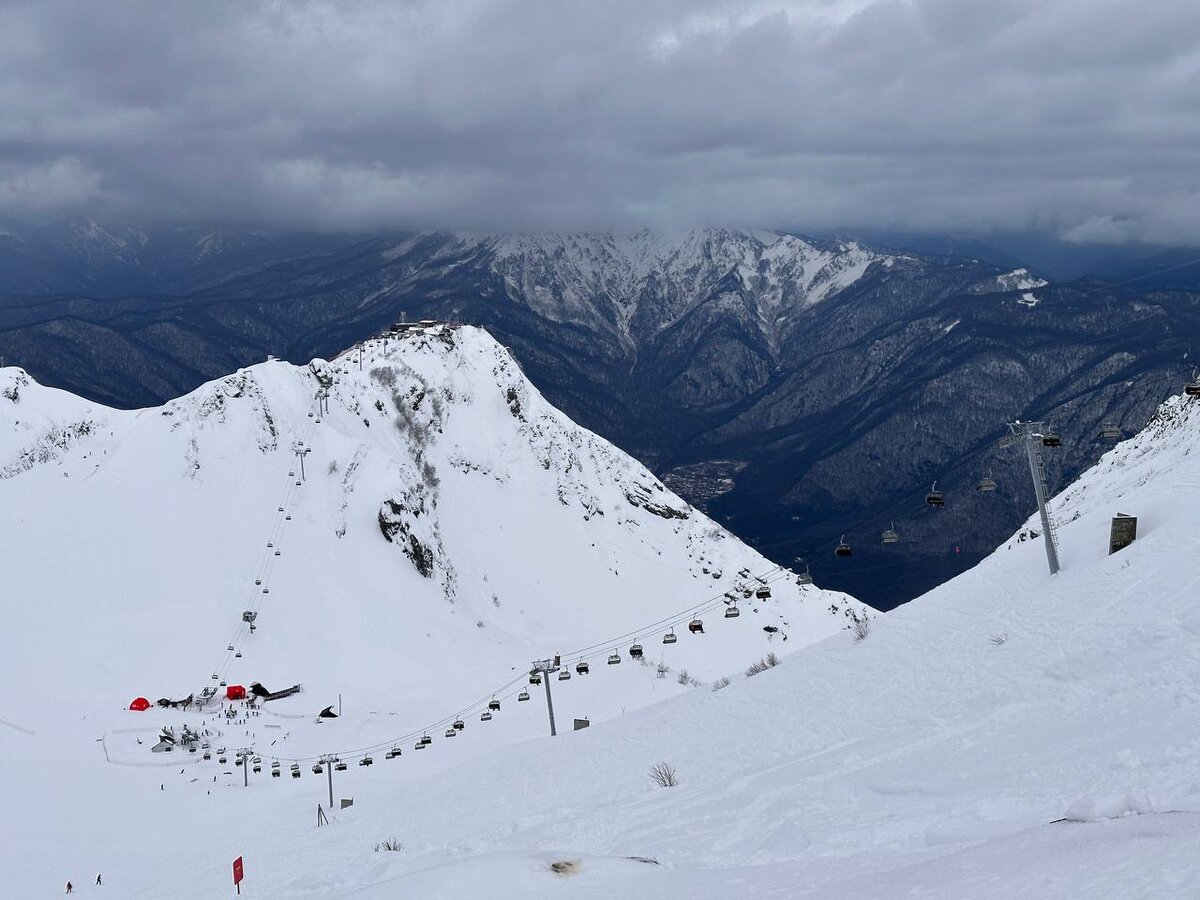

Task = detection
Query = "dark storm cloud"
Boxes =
[1,0,1197,241]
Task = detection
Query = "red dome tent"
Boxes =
[226,684,246,701]
[129,697,151,711]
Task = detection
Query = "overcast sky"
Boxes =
[1,0,1197,242]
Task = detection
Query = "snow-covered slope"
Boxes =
[0,323,870,893]
[10,376,1200,898]
[1,325,860,713]
[8,330,1200,898]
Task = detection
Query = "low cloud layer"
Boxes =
[2,0,1197,243]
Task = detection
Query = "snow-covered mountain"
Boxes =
[4,224,1198,614]
[7,329,1200,896]
[1,323,866,869]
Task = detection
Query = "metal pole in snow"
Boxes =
[1006,421,1061,576]
[326,756,334,810]
[1023,434,1061,575]
[530,659,559,737]
[542,673,557,737]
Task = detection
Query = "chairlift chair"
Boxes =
[203,749,211,760]
[978,472,997,493]
[558,668,571,681]
[359,755,373,766]
[445,728,456,738]
[219,679,226,687]
[576,660,590,675]
[925,482,945,508]
[835,536,852,557]
[607,651,622,665]
[724,604,740,618]
[1042,431,1062,448]
[688,618,704,634]
[1184,368,1200,397]
[290,764,301,778]
[235,756,243,766]
[218,752,227,764]
[755,586,772,599]
[271,761,281,777]
[252,760,261,773]
[796,566,813,585]
[235,651,242,658]
[663,629,677,644]
[518,689,531,701]
[334,759,347,771]
[312,763,323,774]
[488,697,501,711]
[420,734,432,746]
[453,719,465,730]
[629,643,644,659]
[881,523,899,544]
[480,710,493,722]
[228,644,235,651]
[386,747,401,759]
[529,671,543,685]
[1100,422,1121,439]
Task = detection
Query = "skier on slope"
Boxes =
[65,882,72,894]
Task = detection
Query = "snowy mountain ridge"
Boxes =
[0,323,865,758]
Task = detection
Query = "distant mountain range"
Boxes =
[1,220,1197,608]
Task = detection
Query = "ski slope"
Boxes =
[0,323,868,896]
[5,331,1200,897]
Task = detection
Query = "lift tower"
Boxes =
[1005,421,1061,576]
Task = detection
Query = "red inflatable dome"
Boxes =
[226,685,246,701]
[129,697,151,711]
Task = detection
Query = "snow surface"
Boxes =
[4,331,1200,897]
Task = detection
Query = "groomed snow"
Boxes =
[4,334,1200,897]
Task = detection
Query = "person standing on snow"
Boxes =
[96,873,102,885]
[65,882,72,894]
